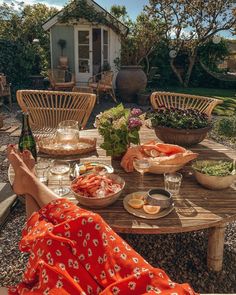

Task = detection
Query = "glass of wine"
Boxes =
[133,158,151,187]
[49,160,71,196]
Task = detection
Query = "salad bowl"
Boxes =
[192,159,236,190]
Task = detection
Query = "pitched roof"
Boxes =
[42,0,128,35]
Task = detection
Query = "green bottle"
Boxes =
[18,112,37,161]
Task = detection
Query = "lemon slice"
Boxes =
[128,199,144,209]
[143,205,161,215]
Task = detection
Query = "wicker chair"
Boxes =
[17,90,96,136]
[0,74,12,111]
[88,71,117,104]
[48,69,75,91]
[150,91,223,117]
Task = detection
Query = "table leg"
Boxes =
[207,224,226,272]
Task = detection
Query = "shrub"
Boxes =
[147,108,209,129]
[216,116,236,137]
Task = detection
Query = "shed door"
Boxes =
[77,28,92,83]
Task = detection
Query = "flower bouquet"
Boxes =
[95,104,143,159]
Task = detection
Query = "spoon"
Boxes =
[70,163,81,180]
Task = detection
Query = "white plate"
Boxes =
[123,191,174,220]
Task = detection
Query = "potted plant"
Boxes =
[95,104,143,159]
[58,39,68,69]
[147,108,211,146]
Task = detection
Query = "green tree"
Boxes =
[0,2,57,87]
[110,5,130,25]
[110,5,164,72]
[146,0,236,87]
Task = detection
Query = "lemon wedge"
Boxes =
[128,199,144,209]
[143,205,161,215]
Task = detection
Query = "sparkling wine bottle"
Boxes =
[18,112,37,161]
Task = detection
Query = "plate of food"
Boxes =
[123,191,175,219]
[121,141,198,174]
[71,162,114,179]
[71,172,125,208]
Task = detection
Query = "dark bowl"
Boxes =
[147,188,173,209]
[154,126,211,147]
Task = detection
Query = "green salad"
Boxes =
[192,160,235,176]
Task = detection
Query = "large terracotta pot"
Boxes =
[116,66,147,102]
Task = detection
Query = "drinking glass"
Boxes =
[133,158,150,187]
[164,172,182,196]
[56,120,80,147]
[50,160,70,196]
[36,161,49,185]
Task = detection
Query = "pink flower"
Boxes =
[131,108,142,117]
[128,117,142,129]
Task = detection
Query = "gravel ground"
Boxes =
[0,102,235,293]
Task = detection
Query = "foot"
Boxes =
[22,149,36,173]
[7,146,34,195]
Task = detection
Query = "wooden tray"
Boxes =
[123,192,175,219]
[38,137,96,156]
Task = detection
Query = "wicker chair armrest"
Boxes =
[88,76,95,84]
[88,73,101,84]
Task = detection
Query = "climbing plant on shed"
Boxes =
[60,0,125,35]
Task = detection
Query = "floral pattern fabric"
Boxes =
[8,198,197,295]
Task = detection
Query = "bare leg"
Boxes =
[22,150,40,218]
[7,147,59,209]
[7,146,40,218]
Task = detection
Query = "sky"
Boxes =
[1,0,235,38]
[2,0,149,15]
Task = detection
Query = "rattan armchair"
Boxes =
[17,90,96,135]
[150,91,223,117]
[88,71,117,104]
[0,74,12,111]
[48,69,75,91]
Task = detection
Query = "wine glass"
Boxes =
[49,160,70,196]
[133,158,150,187]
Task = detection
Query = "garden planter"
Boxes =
[116,66,147,102]
[59,56,69,69]
[154,126,211,147]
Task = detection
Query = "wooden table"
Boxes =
[9,128,236,272]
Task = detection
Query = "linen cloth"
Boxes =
[8,198,197,295]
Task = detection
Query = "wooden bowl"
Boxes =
[194,170,236,190]
[154,126,211,147]
[148,163,185,174]
[71,173,125,208]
